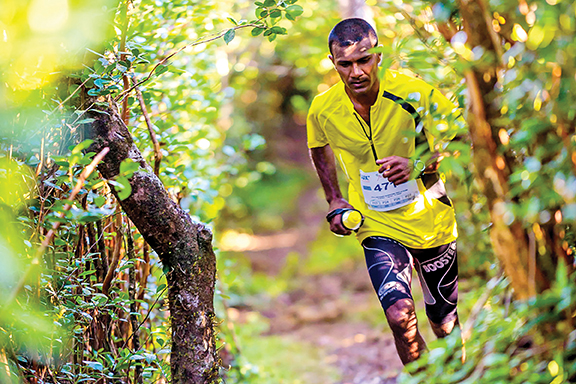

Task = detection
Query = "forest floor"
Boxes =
[223,184,433,383]
[259,267,405,384]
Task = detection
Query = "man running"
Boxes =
[307,18,465,364]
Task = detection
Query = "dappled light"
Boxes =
[0,0,575,383]
[220,230,299,252]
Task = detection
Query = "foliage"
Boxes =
[399,267,576,384]
[0,157,55,382]
[0,0,306,382]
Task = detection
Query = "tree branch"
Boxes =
[135,87,162,176]
[114,23,263,103]
[102,211,124,296]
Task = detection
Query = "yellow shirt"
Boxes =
[307,69,464,248]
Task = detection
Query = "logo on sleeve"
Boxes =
[378,281,403,299]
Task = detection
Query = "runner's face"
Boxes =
[330,37,381,98]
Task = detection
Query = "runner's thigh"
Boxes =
[362,236,414,311]
[411,241,458,324]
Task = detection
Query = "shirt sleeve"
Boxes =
[306,100,329,148]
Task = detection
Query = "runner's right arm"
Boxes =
[310,144,354,236]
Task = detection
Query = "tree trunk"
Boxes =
[455,0,553,297]
[83,99,219,383]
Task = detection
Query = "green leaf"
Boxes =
[155,65,168,75]
[94,196,106,207]
[223,29,235,44]
[119,159,140,177]
[269,9,282,18]
[76,118,96,125]
[227,17,238,25]
[263,0,276,6]
[78,154,97,165]
[79,269,97,278]
[270,26,287,34]
[251,27,265,36]
[78,215,104,223]
[172,35,185,45]
[72,140,94,155]
[83,360,104,371]
[93,59,103,72]
[556,258,568,290]
[115,176,132,201]
[286,4,303,18]
[144,353,157,363]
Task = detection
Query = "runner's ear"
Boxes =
[328,54,335,67]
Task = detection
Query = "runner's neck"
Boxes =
[345,80,380,125]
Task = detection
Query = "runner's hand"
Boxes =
[376,156,411,185]
[328,198,354,236]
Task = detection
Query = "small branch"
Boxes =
[46,77,92,118]
[35,136,45,177]
[2,147,110,308]
[135,87,162,176]
[114,23,262,103]
[399,9,454,70]
[119,0,131,124]
[122,286,168,349]
[476,0,503,64]
[127,226,143,383]
[39,22,263,118]
[96,219,109,279]
[102,210,124,296]
[87,222,105,283]
[137,242,150,303]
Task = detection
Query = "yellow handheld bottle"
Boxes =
[326,208,365,232]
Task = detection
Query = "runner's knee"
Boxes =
[429,314,459,338]
[385,299,418,335]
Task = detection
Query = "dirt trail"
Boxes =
[239,186,404,383]
[263,272,404,384]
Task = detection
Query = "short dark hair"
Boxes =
[328,18,378,56]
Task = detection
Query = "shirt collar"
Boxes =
[340,80,384,113]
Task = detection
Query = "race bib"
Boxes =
[359,170,420,211]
